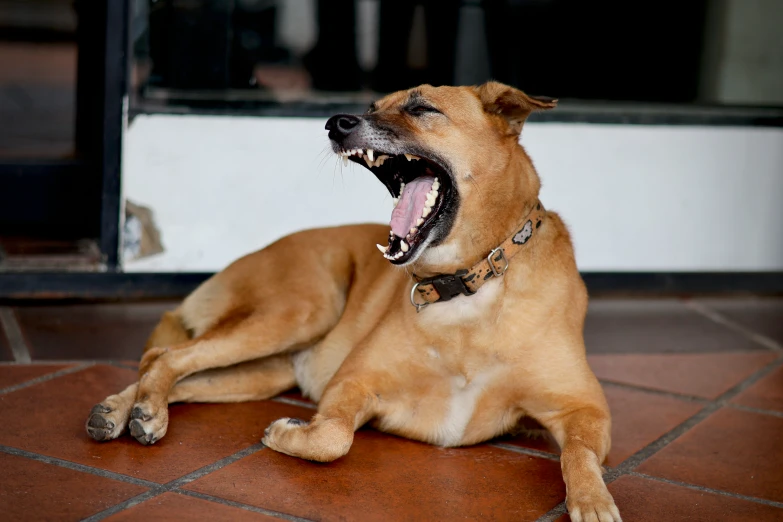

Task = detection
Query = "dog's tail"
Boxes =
[144,309,191,351]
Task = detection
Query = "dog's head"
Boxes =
[326,81,556,270]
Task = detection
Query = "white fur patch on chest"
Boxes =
[434,369,497,447]
[419,277,503,325]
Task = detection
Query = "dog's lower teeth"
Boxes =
[400,241,409,252]
[392,197,399,207]
[409,227,418,235]
[416,218,424,226]
[422,208,431,218]
[376,244,388,253]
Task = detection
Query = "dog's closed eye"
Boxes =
[406,104,440,116]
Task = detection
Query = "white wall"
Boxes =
[122,114,783,273]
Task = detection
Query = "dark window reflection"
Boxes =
[131,0,783,108]
[0,0,78,159]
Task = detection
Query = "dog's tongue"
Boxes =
[390,176,434,238]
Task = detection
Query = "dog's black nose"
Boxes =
[325,114,360,140]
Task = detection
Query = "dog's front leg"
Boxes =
[537,405,621,522]
[262,378,377,462]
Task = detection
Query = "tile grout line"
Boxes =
[536,354,783,522]
[684,299,782,351]
[726,402,783,419]
[80,490,164,522]
[0,444,159,489]
[0,362,96,395]
[628,472,783,510]
[598,379,712,404]
[489,442,560,462]
[176,490,316,522]
[0,307,31,363]
[83,443,269,521]
[271,396,317,410]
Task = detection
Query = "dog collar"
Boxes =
[409,200,546,312]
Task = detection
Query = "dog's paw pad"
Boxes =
[129,419,158,445]
[86,403,124,442]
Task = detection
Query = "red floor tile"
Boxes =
[588,352,778,398]
[638,408,783,503]
[105,492,278,521]
[0,363,71,389]
[0,364,316,483]
[187,430,565,522]
[584,299,767,354]
[696,298,783,346]
[557,475,783,522]
[732,365,783,413]
[504,385,703,466]
[0,452,147,521]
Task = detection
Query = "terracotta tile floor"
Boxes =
[0,297,781,521]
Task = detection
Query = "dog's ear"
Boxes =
[475,81,557,135]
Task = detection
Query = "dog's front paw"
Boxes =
[128,401,168,445]
[262,417,308,454]
[567,486,621,522]
[85,403,127,441]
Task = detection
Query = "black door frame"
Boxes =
[0,0,128,270]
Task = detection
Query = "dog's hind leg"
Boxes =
[167,354,295,403]
[127,302,338,445]
[86,355,296,441]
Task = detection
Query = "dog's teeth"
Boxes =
[409,227,418,235]
[376,243,388,253]
[416,218,424,226]
[425,195,436,207]
[392,197,399,207]
[364,155,374,168]
[395,252,403,259]
[404,153,420,161]
[389,230,394,238]
[422,207,431,218]
[400,240,409,252]
[432,179,440,190]
[367,149,374,162]
[342,156,349,166]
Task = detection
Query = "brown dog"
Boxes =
[86,82,620,522]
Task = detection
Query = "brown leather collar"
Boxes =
[409,200,546,311]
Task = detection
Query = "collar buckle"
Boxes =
[487,247,509,277]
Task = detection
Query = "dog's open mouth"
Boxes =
[339,147,454,264]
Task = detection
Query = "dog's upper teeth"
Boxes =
[342,156,349,166]
[409,227,418,235]
[367,149,374,162]
[404,153,420,161]
[364,155,374,168]
[400,240,409,252]
[376,243,388,253]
